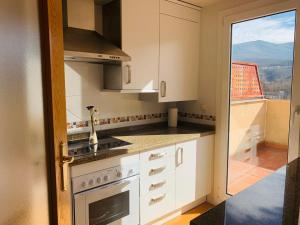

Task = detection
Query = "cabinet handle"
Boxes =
[150,194,166,204]
[125,65,131,84]
[150,181,166,190]
[149,152,166,160]
[176,147,183,167]
[149,166,166,175]
[160,81,166,97]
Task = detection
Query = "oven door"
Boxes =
[74,176,139,225]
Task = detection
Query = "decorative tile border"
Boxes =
[67,112,216,131]
[178,112,216,122]
[67,112,168,130]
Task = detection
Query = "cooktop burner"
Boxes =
[68,137,131,157]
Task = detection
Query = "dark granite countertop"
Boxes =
[68,122,215,166]
[191,157,300,225]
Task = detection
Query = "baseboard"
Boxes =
[147,197,207,225]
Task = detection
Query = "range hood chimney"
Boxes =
[63,0,131,64]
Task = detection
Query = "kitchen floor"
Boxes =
[228,144,288,195]
[165,203,213,225]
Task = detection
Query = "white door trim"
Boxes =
[211,0,300,205]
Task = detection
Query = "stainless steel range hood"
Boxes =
[63,0,130,64]
[64,27,131,64]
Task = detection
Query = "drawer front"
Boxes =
[140,172,175,225]
[140,145,175,179]
[140,171,174,197]
[160,0,200,23]
[140,145,175,163]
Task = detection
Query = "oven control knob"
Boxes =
[89,179,94,186]
[81,181,86,188]
[96,177,101,184]
[103,175,108,182]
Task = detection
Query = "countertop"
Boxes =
[68,122,215,166]
[191,157,300,225]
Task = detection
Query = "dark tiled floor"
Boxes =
[228,144,288,195]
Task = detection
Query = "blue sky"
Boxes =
[232,11,296,44]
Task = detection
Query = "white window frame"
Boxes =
[212,0,300,205]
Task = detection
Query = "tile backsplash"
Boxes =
[178,112,216,125]
[67,112,168,133]
[67,111,216,133]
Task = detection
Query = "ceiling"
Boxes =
[182,0,223,7]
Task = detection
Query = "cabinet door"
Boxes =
[159,13,200,102]
[175,140,197,208]
[196,135,214,198]
[121,0,159,91]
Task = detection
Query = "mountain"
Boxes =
[232,40,294,99]
[232,40,294,66]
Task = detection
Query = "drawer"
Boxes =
[140,145,175,179]
[160,0,200,23]
[140,145,175,163]
[140,154,175,179]
[140,171,175,196]
[140,172,175,225]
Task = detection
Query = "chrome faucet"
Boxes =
[86,106,98,145]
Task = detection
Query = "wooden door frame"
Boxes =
[39,1,72,225]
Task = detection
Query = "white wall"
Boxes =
[0,1,49,224]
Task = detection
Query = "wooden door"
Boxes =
[159,14,200,102]
[121,0,159,91]
[175,140,197,208]
[40,1,72,225]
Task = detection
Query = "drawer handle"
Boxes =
[149,152,166,160]
[149,166,166,175]
[150,181,166,190]
[150,194,166,204]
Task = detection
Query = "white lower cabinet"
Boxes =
[175,140,198,208]
[174,136,214,209]
[139,145,176,225]
[139,135,214,224]
[140,172,175,225]
[196,135,214,197]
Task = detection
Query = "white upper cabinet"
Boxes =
[121,0,159,91]
[104,0,200,100]
[159,0,200,102]
[103,0,159,92]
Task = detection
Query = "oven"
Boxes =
[72,161,140,225]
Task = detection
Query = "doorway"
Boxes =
[227,11,296,195]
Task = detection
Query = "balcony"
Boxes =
[228,99,289,195]
[227,62,290,195]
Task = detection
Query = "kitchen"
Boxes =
[0,0,299,225]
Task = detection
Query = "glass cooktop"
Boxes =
[68,137,131,157]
